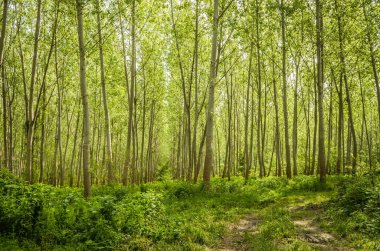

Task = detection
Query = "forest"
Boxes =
[0,0,379,250]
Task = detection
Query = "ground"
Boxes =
[208,192,355,251]
[1,173,379,250]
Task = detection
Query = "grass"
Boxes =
[0,169,379,250]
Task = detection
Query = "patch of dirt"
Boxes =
[289,203,322,212]
[290,203,353,250]
[208,214,262,251]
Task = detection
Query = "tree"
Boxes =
[76,0,92,198]
[96,0,113,184]
[316,0,326,183]
[0,0,9,170]
[25,0,42,183]
[203,0,219,189]
[123,0,136,185]
[280,0,291,179]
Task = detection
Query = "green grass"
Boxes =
[0,169,379,250]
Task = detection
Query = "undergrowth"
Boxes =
[0,169,378,250]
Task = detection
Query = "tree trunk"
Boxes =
[362,4,380,133]
[335,0,357,173]
[55,39,64,186]
[203,0,219,189]
[76,0,92,198]
[0,0,9,170]
[311,61,318,175]
[272,57,282,176]
[191,0,200,183]
[26,0,42,183]
[96,0,113,184]
[123,0,136,185]
[170,0,192,181]
[280,0,292,179]
[359,73,374,187]
[70,113,80,187]
[316,0,326,183]
[292,60,299,176]
[256,0,264,178]
[244,44,253,181]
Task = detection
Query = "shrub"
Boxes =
[328,177,380,236]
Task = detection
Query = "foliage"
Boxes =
[1,170,378,250]
[327,176,380,236]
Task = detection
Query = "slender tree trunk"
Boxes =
[362,4,380,132]
[311,62,318,175]
[256,0,264,177]
[26,0,42,183]
[280,0,292,179]
[0,0,9,170]
[76,0,92,198]
[332,67,343,175]
[191,0,200,183]
[316,0,326,183]
[203,0,219,189]
[7,75,14,173]
[123,0,136,185]
[304,94,310,174]
[141,70,147,182]
[194,125,206,182]
[244,44,253,181]
[292,61,299,176]
[39,80,46,182]
[272,58,282,176]
[262,75,268,176]
[52,126,58,185]
[123,1,136,185]
[335,0,357,173]
[55,40,64,186]
[63,108,74,185]
[170,0,192,181]
[326,81,333,174]
[96,0,113,184]
[359,73,374,187]
[70,113,80,187]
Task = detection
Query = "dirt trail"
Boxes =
[289,204,352,250]
[209,200,353,251]
[207,214,262,251]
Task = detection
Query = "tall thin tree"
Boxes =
[203,0,219,189]
[76,0,92,198]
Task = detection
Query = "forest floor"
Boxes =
[1,171,379,250]
[208,192,354,251]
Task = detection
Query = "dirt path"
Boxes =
[289,203,352,250]
[207,214,262,251]
[209,198,353,251]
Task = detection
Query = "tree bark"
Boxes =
[280,0,292,179]
[292,60,299,176]
[272,56,282,176]
[96,0,113,184]
[244,44,253,181]
[123,0,136,185]
[203,0,219,189]
[335,0,357,173]
[0,0,9,170]
[191,0,200,183]
[256,0,265,178]
[362,4,380,133]
[26,0,42,183]
[316,0,326,183]
[76,0,92,198]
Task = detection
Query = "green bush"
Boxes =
[328,177,380,236]
[0,172,170,250]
